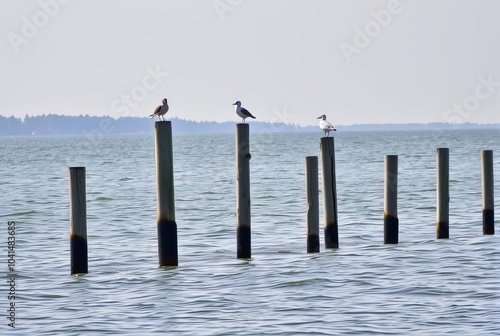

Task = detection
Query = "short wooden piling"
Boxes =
[155,121,178,266]
[436,148,449,239]
[236,124,251,258]
[384,155,399,244]
[320,137,338,248]
[69,167,88,275]
[481,150,494,235]
[306,156,320,253]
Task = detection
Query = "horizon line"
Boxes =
[1,113,499,128]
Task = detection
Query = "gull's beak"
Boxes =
[232,102,237,105]
[317,116,322,119]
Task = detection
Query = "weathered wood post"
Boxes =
[384,155,399,244]
[320,137,338,248]
[155,121,178,266]
[436,148,449,239]
[236,123,251,258]
[481,150,494,235]
[306,156,320,253]
[69,167,88,274]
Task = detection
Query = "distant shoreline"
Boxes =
[0,114,498,136]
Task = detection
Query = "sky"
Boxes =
[0,0,499,126]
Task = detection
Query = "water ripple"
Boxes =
[0,131,499,335]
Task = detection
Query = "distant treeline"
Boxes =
[0,114,498,136]
[0,114,306,136]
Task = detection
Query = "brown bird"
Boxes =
[150,98,169,121]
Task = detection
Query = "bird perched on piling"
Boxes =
[317,114,336,137]
[233,101,256,123]
[151,98,169,121]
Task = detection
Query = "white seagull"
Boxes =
[317,114,336,137]
[150,98,169,121]
[233,101,256,123]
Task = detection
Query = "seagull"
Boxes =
[317,114,336,137]
[150,98,169,121]
[233,101,256,123]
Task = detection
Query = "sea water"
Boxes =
[0,129,499,335]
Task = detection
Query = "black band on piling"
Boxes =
[70,235,88,274]
[307,234,320,253]
[483,209,494,235]
[237,226,251,259]
[384,214,399,244]
[324,224,339,249]
[158,218,178,266]
[437,221,449,239]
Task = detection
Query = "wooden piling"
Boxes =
[481,150,494,235]
[155,121,178,266]
[436,148,449,239]
[69,167,88,274]
[320,137,338,248]
[384,155,399,244]
[306,156,320,253]
[236,123,251,258]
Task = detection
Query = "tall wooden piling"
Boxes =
[155,121,178,266]
[320,137,338,248]
[384,155,399,244]
[436,148,449,239]
[481,150,494,235]
[236,124,251,258]
[69,167,88,275]
[306,156,320,253]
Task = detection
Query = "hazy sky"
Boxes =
[1,0,499,126]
